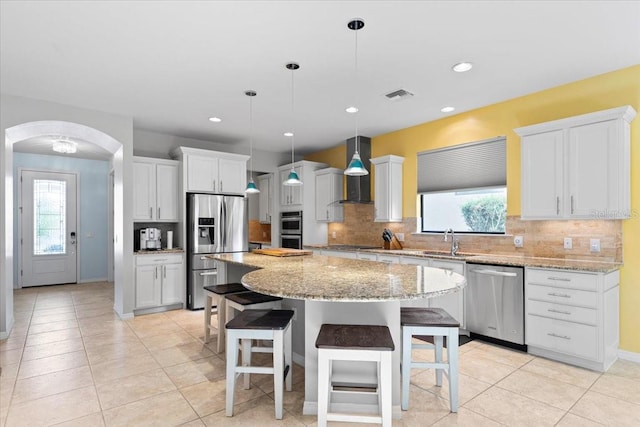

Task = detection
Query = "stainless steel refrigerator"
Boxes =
[187,193,248,310]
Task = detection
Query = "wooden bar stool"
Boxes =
[225,309,294,419]
[315,324,395,427]
[225,291,283,325]
[203,283,249,353]
[401,307,460,412]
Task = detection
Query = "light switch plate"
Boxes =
[396,233,405,242]
[590,238,601,252]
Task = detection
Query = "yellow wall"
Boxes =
[306,65,640,353]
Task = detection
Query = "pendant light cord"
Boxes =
[249,95,254,173]
[290,67,295,164]
[354,25,359,155]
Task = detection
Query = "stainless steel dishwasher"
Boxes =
[465,263,525,349]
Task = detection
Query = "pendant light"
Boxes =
[244,90,260,194]
[283,62,303,186]
[344,18,369,177]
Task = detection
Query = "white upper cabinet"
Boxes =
[133,157,179,222]
[371,155,404,222]
[257,173,272,224]
[315,168,344,222]
[516,106,636,220]
[172,147,249,194]
[277,160,328,211]
[279,166,303,207]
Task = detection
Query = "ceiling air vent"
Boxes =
[385,89,414,101]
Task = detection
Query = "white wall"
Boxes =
[1,93,134,337]
[13,153,110,286]
[133,129,290,172]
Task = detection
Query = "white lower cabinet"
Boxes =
[135,253,184,309]
[356,252,378,261]
[400,256,465,328]
[525,267,619,371]
[320,250,357,259]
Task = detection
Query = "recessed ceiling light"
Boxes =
[452,62,473,72]
[345,106,358,114]
[208,117,222,123]
[441,106,455,113]
[284,132,293,137]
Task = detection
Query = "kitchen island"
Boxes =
[212,252,466,418]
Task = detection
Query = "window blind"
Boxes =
[417,136,506,193]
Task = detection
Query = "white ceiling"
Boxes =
[2,1,639,159]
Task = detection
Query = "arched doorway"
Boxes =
[2,120,125,338]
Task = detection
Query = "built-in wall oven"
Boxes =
[280,211,302,249]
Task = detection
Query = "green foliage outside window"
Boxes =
[461,195,506,232]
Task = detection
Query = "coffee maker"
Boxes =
[139,228,162,250]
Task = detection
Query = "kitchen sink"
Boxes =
[421,250,458,257]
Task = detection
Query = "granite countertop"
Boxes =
[135,248,185,254]
[307,245,621,273]
[211,252,466,302]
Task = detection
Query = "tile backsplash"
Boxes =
[327,204,622,262]
[249,220,271,243]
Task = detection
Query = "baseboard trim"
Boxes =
[618,349,640,363]
[0,316,15,339]
[78,277,108,284]
[293,351,305,367]
[114,305,134,320]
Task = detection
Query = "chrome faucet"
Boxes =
[443,228,459,256]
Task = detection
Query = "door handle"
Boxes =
[70,231,76,245]
[150,207,153,219]
[157,207,160,219]
[199,271,217,276]
[471,269,517,277]
[570,195,574,214]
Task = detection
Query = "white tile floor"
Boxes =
[1,281,639,426]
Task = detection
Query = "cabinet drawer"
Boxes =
[527,268,598,290]
[526,315,598,361]
[357,253,378,261]
[527,299,597,325]
[527,283,597,308]
[136,254,183,266]
[377,255,401,264]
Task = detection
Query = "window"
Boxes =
[33,179,67,254]
[418,136,507,234]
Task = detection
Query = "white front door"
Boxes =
[20,170,78,287]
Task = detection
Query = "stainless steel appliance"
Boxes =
[138,228,162,250]
[280,211,302,249]
[280,211,302,234]
[465,263,525,349]
[187,193,248,310]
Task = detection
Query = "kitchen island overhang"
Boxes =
[212,252,466,418]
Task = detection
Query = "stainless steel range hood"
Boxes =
[341,136,372,203]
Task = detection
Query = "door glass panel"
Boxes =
[33,179,66,255]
